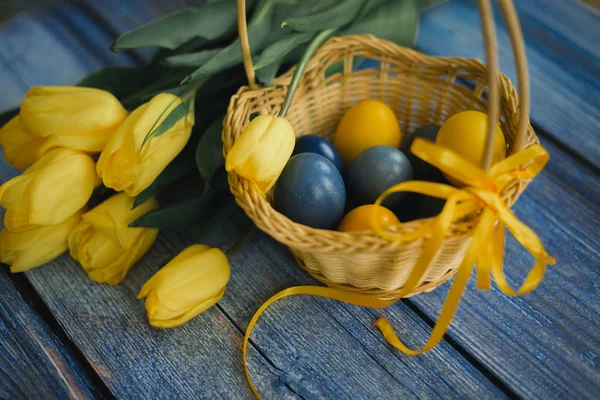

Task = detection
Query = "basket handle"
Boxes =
[236,0,530,168]
[479,0,530,170]
[237,0,257,89]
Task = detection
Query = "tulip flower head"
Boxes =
[0,148,97,232]
[0,211,82,273]
[225,115,295,194]
[0,117,47,169]
[138,244,230,328]
[97,93,194,196]
[69,193,159,285]
[19,86,127,153]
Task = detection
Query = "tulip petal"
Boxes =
[0,117,47,169]
[20,86,127,137]
[97,94,193,196]
[225,115,273,172]
[26,151,96,226]
[147,289,225,328]
[0,211,81,272]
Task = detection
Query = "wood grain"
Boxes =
[0,270,97,399]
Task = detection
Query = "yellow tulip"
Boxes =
[0,117,47,169]
[0,148,97,232]
[225,115,296,194]
[19,86,127,152]
[97,93,194,196]
[69,192,159,285]
[0,211,82,273]
[138,244,230,328]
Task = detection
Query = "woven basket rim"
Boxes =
[223,34,539,254]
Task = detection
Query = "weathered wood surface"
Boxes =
[0,269,98,399]
[0,0,599,398]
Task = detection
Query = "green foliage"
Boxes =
[130,174,230,229]
[253,32,314,70]
[195,116,226,193]
[344,0,420,46]
[282,0,363,32]
[111,1,239,50]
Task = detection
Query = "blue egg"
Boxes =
[348,146,413,208]
[404,125,444,182]
[292,134,346,175]
[274,153,346,229]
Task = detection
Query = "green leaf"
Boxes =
[0,107,18,127]
[77,65,157,100]
[354,0,389,20]
[344,0,419,47]
[144,97,194,146]
[255,60,281,86]
[309,0,340,14]
[111,1,238,51]
[134,153,195,207]
[282,0,363,32]
[130,176,229,229]
[185,0,277,83]
[196,116,226,193]
[416,0,448,10]
[162,48,224,69]
[253,32,314,70]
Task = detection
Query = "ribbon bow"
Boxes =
[243,138,554,398]
[369,138,555,354]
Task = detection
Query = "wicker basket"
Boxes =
[223,0,537,299]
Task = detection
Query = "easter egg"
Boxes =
[338,204,400,232]
[405,125,445,182]
[274,153,346,229]
[293,134,346,174]
[334,99,401,165]
[347,145,413,208]
[395,173,450,222]
[436,111,506,185]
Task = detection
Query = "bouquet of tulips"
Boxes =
[0,0,443,328]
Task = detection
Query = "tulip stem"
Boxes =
[278,28,336,118]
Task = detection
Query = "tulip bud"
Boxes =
[19,86,127,152]
[0,148,97,232]
[226,115,295,194]
[138,244,230,328]
[69,193,159,285]
[0,211,82,273]
[0,117,46,169]
[97,93,194,197]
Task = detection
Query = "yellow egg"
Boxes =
[334,100,401,165]
[338,204,400,232]
[436,110,506,185]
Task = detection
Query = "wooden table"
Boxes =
[1,0,599,398]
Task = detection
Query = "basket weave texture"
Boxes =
[223,35,539,299]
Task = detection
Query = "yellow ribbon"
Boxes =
[243,138,554,398]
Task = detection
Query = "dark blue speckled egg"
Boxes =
[274,153,346,229]
[348,146,413,208]
[293,134,346,175]
[404,124,444,182]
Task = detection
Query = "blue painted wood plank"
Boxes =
[0,270,98,399]
[0,4,135,111]
[417,0,600,168]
